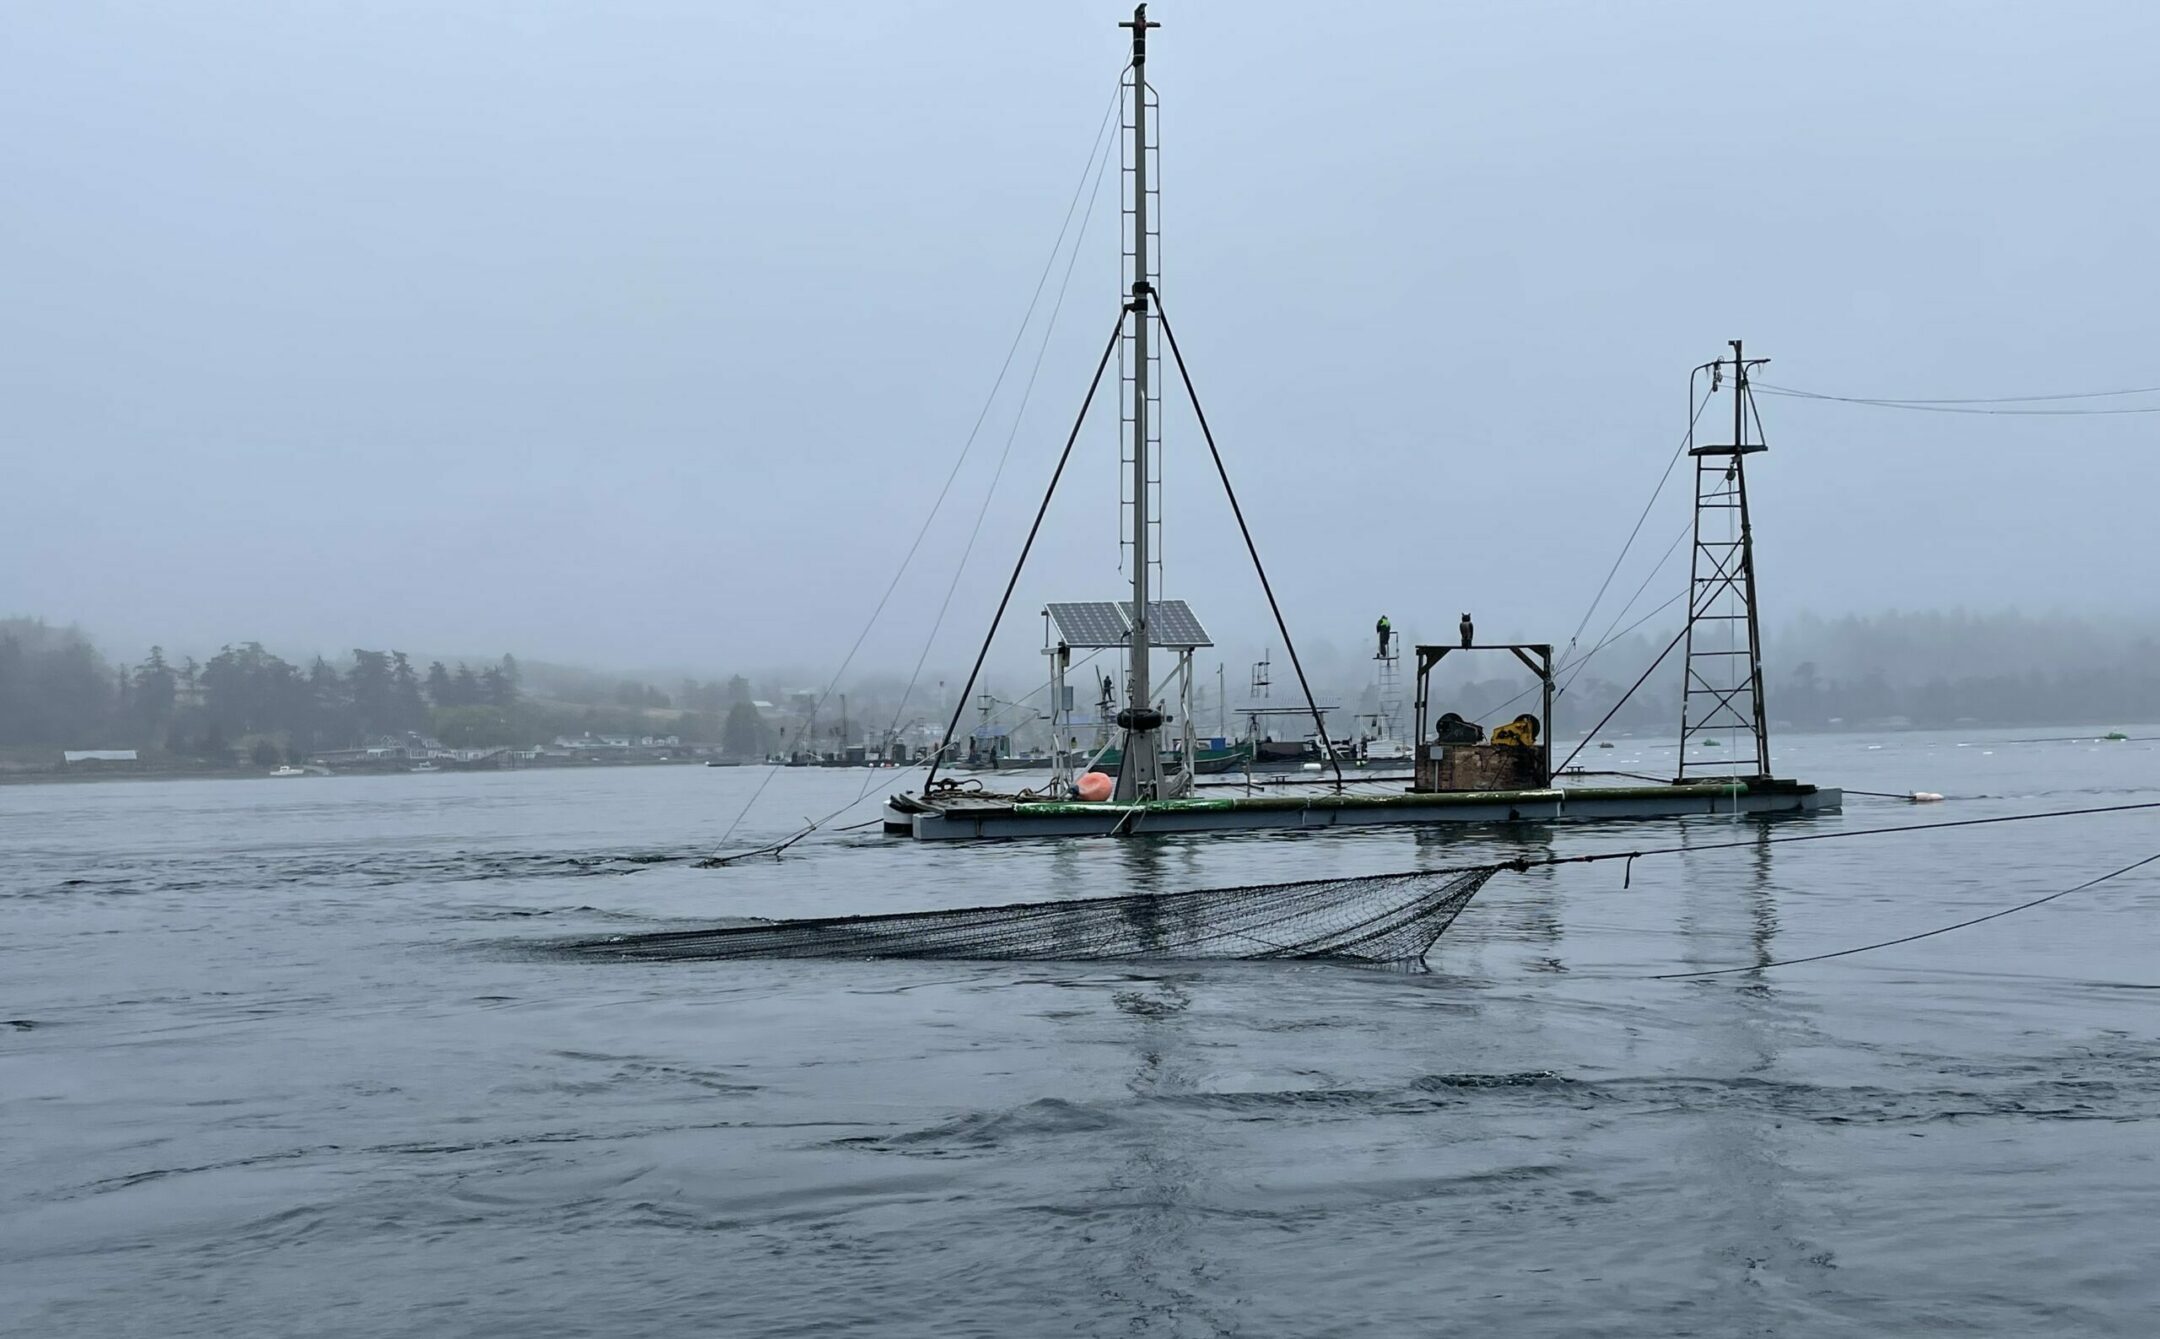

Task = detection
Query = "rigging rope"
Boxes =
[1654,849,2160,979]
[1754,379,2160,405]
[716,86,1126,847]
[864,78,1127,791]
[1556,381,1717,664]
[1557,525,1692,692]
[1550,620,1692,776]
[923,312,1129,790]
[1452,370,1710,738]
[1153,290,1344,790]
[1753,383,2160,416]
[1534,386,1759,766]
[702,649,1118,867]
[1461,528,1690,729]
[1529,798,2160,873]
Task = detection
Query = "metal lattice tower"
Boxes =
[1113,5,1167,801]
[1678,340,1773,781]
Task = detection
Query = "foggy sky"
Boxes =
[5,1,2156,685]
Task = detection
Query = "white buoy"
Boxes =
[1909,791,1944,803]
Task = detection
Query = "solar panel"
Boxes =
[1046,599,1212,649]
[1124,600,1212,648]
[1046,601,1131,649]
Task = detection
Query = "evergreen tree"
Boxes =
[0,632,20,743]
[0,622,115,744]
[480,664,516,708]
[201,642,301,737]
[389,653,427,732]
[349,650,394,738]
[722,701,769,758]
[306,657,349,748]
[132,646,177,736]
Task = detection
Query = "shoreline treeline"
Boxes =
[3,611,2157,767]
[0,620,780,764]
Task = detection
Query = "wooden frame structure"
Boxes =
[1411,643,1555,784]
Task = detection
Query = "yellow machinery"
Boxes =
[1489,713,1541,749]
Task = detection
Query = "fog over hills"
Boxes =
[3,3,2157,675]
[5,607,2155,773]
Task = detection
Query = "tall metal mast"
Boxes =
[1115,4,1166,800]
[1677,339,1774,781]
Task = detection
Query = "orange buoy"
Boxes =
[1076,771,1114,802]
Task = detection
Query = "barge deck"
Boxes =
[891,778,1839,841]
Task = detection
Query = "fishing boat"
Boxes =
[1253,738,1323,767]
[885,8,1838,841]
[1090,740,1253,775]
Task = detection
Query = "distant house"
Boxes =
[314,733,449,768]
[548,733,678,754]
[62,749,139,764]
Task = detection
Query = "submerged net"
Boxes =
[563,865,1500,965]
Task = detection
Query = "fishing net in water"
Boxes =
[565,864,1501,965]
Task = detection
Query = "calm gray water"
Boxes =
[5,729,2158,1336]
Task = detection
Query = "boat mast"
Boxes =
[1116,3,1166,801]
